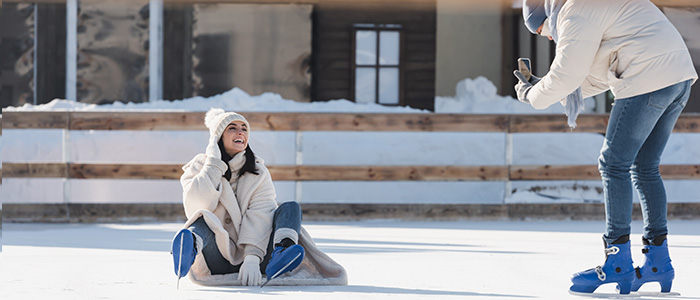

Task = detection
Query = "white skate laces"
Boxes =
[595,265,606,281]
[595,246,620,281]
[605,246,620,256]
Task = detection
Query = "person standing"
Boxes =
[516,0,697,295]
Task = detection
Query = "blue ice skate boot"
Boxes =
[171,229,197,279]
[570,237,634,295]
[264,244,305,282]
[631,236,674,293]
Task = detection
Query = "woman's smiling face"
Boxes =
[221,121,249,156]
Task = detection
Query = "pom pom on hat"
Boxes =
[523,0,546,34]
[204,108,250,139]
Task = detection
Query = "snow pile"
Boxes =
[4,88,427,113]
[436,76,596,114]
[4,76,593,114]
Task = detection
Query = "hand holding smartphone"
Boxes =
[517,58,532,81]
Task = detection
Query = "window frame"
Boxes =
[351,24,403,106]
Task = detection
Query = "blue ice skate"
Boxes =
[171,228,197,287]
[631,238,674,294]
[262,244,305,286]
[570,240,634,295]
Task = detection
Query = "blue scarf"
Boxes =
[545,0,584,129]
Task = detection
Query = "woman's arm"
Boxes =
[528,15,603,109]
[180,153,229,218]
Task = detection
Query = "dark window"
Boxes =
[352,24,401,105]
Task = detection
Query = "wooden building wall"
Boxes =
[163,4,194,101]
[3,0,694,112]
[36,3,67,105]
[163,3,313,102]
[161,0,437,109]
[1,3,35,108]
[1,2,66,109]
[311,0,437,111]
[76,0,150,104]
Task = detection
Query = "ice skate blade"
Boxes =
[177,233,184,289]
[569,290,640,298]
[260,252,302,288]
[633,291,680,297]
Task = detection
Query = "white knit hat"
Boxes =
[204,108,250,140]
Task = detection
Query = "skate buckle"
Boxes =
[595,265,606,281]
[604,246,620,256]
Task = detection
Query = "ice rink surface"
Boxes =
[2,220,699,300]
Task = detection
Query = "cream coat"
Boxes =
[180,152,347,285]
[528,0,697,110]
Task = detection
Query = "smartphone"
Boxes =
[517,58,532,81]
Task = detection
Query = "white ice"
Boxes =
[2,220,699,299]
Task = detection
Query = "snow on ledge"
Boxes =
[3,88,428,113]
[3,77,594,114]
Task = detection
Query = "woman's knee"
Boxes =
[274,201,302,221]
[598,151,633,175]
[279,201,300,209]
[630,162,661,180]
[189,216,215,239]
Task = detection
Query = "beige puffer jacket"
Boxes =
[528,0,697,109]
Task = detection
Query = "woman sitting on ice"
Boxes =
[171,108,347,287]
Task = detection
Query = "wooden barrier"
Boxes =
[3,163,699,181]
[3,111,700,181]
[652,0,700,7]
[3,111,700,133]
[2,111,509,131]
[3,111,700,222]
[3,202,700,223]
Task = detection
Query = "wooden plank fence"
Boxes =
[3,111,700,133]
[2,111,700,222]
[3,163,699,181]
[3,111,700,181]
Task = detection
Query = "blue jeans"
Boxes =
[599,80,692,245]
[189,201,302,275]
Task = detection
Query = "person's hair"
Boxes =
[218,139,259,181]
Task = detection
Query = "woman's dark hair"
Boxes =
[218,138,259,181]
